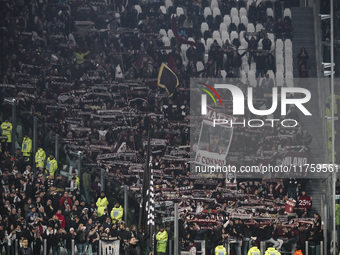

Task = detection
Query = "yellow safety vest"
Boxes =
[248,247,261,255]
[110,206,124,223]
[74,51,90,64]
[22,137,32,157]
[96,197,109,217]
[1,121,12,142]
[45,158,58,178]
[215,245,226,255]
[156,230,168,253]
[35,148,46,168]
[265,247,281,255]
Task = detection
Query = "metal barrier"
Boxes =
[15,239,18,255]
[72,239,75,255]
[194,240,205,255]
[227,239,241,255]
[260,241,266,255]
[43,239,47,255]
[169,239,173,255]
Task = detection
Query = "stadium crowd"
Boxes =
[0,0,324,254]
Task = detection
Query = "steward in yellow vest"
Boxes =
[35,147,46,169]
[215,243,226,255]
[265,247,281,255]
[110,202,124,223]
[96,191,109,217]
[22,135,32,161]
[248,246,261,255]
[156,227,168,255]
[1,120,12,151]
[45,154,58,178]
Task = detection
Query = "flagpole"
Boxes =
[138,124,151,231]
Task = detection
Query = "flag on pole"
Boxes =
[139,125,155,251]
[157,62,179,98]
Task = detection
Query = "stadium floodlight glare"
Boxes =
[320,14,331,20]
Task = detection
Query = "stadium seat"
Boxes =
[240,70,247,83]
[285,71,294,87]
[285,55,293,63]
[285,49,293,59]
[221,30,230,42]
[258,38,263,50]
[165,0,173,10]
[204,7,212,19]
[242,62,249,73]
[167,29,174,39]
[246,0,253,11]
[196,61,205,73]
[276,39,283,50]
[239,7,247,17]
[134,5,142,15]
[285,64,293,74]
[160,6,166,14]
[220,23,228,34]
[276,71,284,86]
[284,8,292,18]
[247,23,255,32]
[223,15,231,27]
[211,0,219,10]
[213,31,221,41]
[188,37,195,43]
[256,23,263,32]
[201,22,209,34]
[159,29,167,37]
[176,7,184,16]
[240,16,248,26]
[206,38,214,53]
[270,39,275,50]
[216,38,223,46]
[181,44,189,55]
[213,7,221,18]
[240,38,248,49]
[266,8,274,18]
[267,33,275,42]
[267,70,275,80]
[248,70,257,87]
[284,39,293,51]
[204,53,209,63]
[232,16,240,26]
[162,36,171,46]
[230,31,238,41]
[230,8,238,18]
[221,70,227,79]
[276,55,284,65]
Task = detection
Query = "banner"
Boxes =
[195,120,233,167]
[298,196,312,209]
[100,239,120,255]
[285,199,296,213]
[278,151,309,167]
